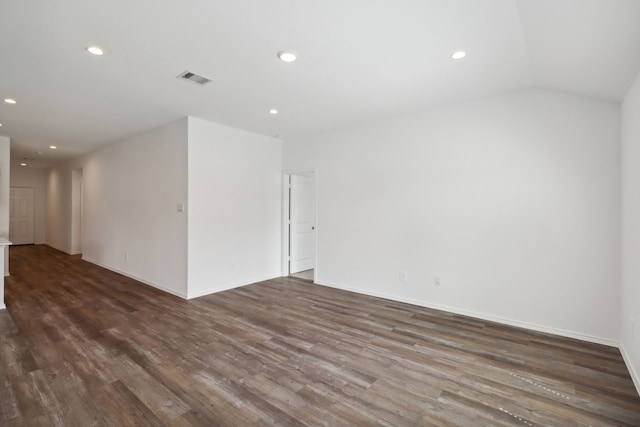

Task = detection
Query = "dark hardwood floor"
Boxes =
[1,245,639,426]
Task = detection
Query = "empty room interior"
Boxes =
[2,0,640,425]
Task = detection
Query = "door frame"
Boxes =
[282,168,318,280]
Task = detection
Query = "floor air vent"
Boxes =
[177,71,213,86]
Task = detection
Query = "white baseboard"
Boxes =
[82,256,188,299]
[45,243,72,254]
[44,243,81,256]
[0,304,5,310]
[620,344,640,396]
[187,274,282,299]
[315,279,619,348]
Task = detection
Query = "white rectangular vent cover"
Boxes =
[177,71,212,86]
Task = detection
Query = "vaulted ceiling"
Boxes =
[1,0,640,168]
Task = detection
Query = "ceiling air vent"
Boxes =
[177,71,213,86]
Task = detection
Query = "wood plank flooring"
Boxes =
[1,244,639,426]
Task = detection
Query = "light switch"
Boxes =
[177,203,185,212]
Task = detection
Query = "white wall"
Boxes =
[44,116,281,300]
[0,136,9,274]
[47,119,189,297]
[621,71,640,391]
[47,166,72,252]
[284,88,621,344]
[10,167,48,244]
[70,168,83,255]
[187,117,282,298]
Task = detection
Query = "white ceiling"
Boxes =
[1,0,639,168]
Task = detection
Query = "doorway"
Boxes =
[70,169,83,255]
[9,187,35,245]
[285,171,316,281]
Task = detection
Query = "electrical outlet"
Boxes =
[434,276,441,286]
[632,318,636,339]
[124,252,129,261]
[399,271,407,282]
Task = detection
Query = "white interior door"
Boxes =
[290,174,315,274]
[9,187,35,245]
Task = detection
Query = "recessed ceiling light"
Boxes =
[277,50,297,63]
[86,46,104,56]
[50,145,57,149]
[451,50,466,60]
[4,98,17,104]
[0,123,3,127]
[269,109,278,115]
[20,163,27,166]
